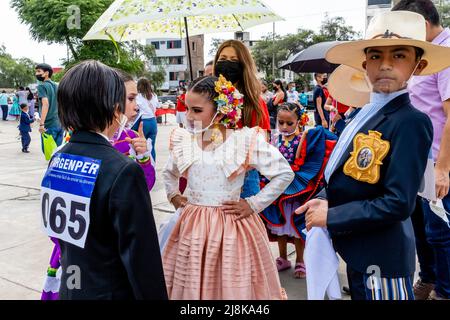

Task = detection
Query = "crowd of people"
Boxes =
[0,0,446,302]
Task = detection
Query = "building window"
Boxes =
[167,40,182,49]
[169,56,183,65]
[151,41,160,50]
[169,72,178,81]
[367,0,391,6]
[192,42,196,52]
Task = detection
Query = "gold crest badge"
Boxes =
[343,131,390,184]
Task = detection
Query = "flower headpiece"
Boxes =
[298,108,309,127]
[214,74,244,129]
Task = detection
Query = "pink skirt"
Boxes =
[162,203,286,300]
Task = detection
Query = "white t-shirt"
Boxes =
[287,90,299,104]
[17,91,28,105]
[137,93,160,119]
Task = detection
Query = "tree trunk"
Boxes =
[66,36,79,60]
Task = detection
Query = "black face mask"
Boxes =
[214,60,243,84]
[322,77,328,85]
[36,75,45,82]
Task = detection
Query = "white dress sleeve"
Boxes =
[162,128,199,203]
[162,153,182,203]
[245,131,294,214]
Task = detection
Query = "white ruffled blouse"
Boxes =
[162,127,294,213]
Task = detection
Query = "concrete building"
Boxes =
[234,31,259,50]
[146,35,204,91]
[366,0,395,31]
[366,0,444,31]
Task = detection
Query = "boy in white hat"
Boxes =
[297,11,450,300]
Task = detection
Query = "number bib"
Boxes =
[41,153,101,248]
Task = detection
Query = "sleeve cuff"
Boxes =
[245,197,261,214]
[168,192,182,204]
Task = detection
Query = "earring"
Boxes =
[210,123,223,145]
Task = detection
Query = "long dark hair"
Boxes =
[26,87,33,101]
[273,80,287,102]
[277,102,302,120]
[214,40,262,127]
[137,77,154,100]
[188,76,220,106]
[114,69,134,83]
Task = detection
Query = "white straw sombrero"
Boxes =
[326,11,450,75]
[328,65,371,108]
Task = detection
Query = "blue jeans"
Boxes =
[241,169,261,198]
[422,191,450,298]
[41,126,64,154]
[133,117,157,161]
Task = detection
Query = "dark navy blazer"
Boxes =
[19,111,33,132]
[318,93,433,278]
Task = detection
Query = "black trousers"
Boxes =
[1,105,8,120]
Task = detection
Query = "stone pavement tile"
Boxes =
[0,236,52,294]
[0,199,43,250]
[0,278,40,300]
[0,185,38,202]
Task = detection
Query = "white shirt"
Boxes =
[137,93,160,119]
[287,90,299,104]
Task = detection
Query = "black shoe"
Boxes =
[22,149,30,153]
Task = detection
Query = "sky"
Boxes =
[0,0,367,67]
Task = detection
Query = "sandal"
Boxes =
[276,257,291,272]
[294,262,306,279]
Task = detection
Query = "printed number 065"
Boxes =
[42,193,87,240]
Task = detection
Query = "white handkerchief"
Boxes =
[418,155,436,201]
[158,208,182,253]
[305,227,342,300]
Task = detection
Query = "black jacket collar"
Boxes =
[69,130,115,149]
[380,92,410,115]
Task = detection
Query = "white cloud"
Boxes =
[0,0,67,66]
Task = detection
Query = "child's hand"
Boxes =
[171,195,188,210]
[125,122,148,156]
[222,199,254,221]
[295,199,328,231]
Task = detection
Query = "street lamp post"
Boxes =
[272,22,275,79]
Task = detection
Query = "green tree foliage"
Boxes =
[11,0,114,60]
[209,38,225,57]
[0,45,36,88]
[437,2,450,27]
[10,0,164,81]
[252,16,360,79]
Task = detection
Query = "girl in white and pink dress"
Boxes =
[162,75,294,300]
